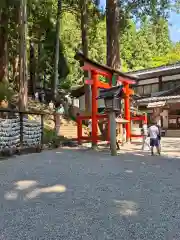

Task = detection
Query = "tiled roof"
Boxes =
[128,62,180,80]
[129,62,180,75]
[137,95,180,103]
[151,90,169,97]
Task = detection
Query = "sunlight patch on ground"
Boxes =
[134,153,145,157]
[114,200,138,216]
[41,185,66,193]
[15,180,38,190]
[125,169,133,173]
[25,184,67,200]
[4,180,66,201]
[4,191,18,200]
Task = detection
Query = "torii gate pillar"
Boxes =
[124,82,131,142]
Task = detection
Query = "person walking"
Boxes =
[141,123,150,151]
[156,123,162,152]
[148,122,161,156]
[55,103,64,136]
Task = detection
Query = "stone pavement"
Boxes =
[120,137,180,158]
[0,142,180,239]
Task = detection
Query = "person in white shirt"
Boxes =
[148,122,161,155]
[141,123,150,151]
[49,100,54,110]
[88,119,92,136]
[35,92,39,101]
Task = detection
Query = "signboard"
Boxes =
[167,99,180,103]
[147,101,166,108]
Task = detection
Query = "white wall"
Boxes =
[72,98,79,108]
[138,78,159,85]
[137,74,180,86]
[97,89,105,108]
[78,94,105,111]
[79,95,86,111]
[160,109,168,128]
[162,74,180,82]
[78,88,106,111]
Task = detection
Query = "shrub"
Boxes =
[43,127,66,148]
[0,82,14,102]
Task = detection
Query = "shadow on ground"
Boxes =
[0,147,180,239]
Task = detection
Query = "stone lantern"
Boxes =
[97,85,123,156]
[97,85,123,113]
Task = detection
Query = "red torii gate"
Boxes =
[75,52,138,145]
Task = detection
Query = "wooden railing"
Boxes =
[77,114,110,144]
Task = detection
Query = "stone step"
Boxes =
[166,130,180,137]
[60,121,89,139]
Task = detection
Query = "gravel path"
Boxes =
[0,148,180,239]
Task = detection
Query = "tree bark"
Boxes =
[106,0,121,70]
[36,39,41,87]
[80,0,88,57]
[13,56,19,90]
[0,9,9,82]
[53,0,61,101]
[80,0,91,114]
[19,0,28,110]
[12,7,20,90]
[29,41,36,97]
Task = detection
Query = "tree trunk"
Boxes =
[53,0,61,101]
[106,0,121,70]
[36,39,41,87]
[29,41,36,97]
[19,0,28,111]
[0,9,8,82]
[12,7,20,90]
[80,0,88,56]
[13,56,19,91]
[80,0,91,114]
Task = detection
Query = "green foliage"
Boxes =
[43,128,57,144]
[120,18,180,71]
[0,82,14,102]
[0,0,180,96]
[43,127,66,147]
[152,42,180,66]
[89,19,106,63]
[60,11,82,88]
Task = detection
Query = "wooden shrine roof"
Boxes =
[75,51,138,81]
[70,85,140,99]
[71,85,85,98]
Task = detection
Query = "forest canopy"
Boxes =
[0,0,179,93]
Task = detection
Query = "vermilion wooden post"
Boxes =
[144,113,148,124]
[124,82,131,142]
[77,116,82,145]
[107,117,110,141]
[91,70,98,147]
[107,74,112,143]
